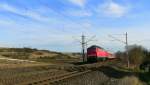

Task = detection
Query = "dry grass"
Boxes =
[0,58,49,69]
[120,76,144,85]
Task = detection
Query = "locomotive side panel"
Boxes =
[96,48,108,61]
[87,45,115,62]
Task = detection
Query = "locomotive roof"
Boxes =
[88,45,104,49]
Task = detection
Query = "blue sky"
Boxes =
[0,0,150,52]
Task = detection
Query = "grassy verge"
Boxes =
[118,67,150,85]
[139,72,150,85]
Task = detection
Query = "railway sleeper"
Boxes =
[16,71,78,85]
[49,70,91,85]
[20,70,91,85]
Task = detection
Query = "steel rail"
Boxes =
[16,70,91,85]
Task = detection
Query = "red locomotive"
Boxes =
[87,45,115,62]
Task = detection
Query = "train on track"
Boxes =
[87,45,116,62]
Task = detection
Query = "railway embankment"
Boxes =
[0,62,146,85]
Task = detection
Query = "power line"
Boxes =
[74,34,96,62]
[108,35,126,44]
[130,39,150,43]
[108,32,130,68]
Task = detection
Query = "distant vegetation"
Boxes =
[0,47,35,59]
[0,47,37,53]
[116,45,150,68]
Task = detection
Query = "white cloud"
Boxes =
[64,8,92,17]
[68,0,87,7]
[0,18,15,25]
[0,3,18,13]
[97,1,129,17]
[0,3,50,22]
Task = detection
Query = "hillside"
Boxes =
[0,47,81,62]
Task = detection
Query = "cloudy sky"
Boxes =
[0,0,150,52]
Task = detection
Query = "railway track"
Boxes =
[16,70,92,85]
[13,60,116,85]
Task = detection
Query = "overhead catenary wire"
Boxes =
[108,32,130,68]
[37,1,95,61]
[73,34,96,62]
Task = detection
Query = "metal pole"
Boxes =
[108,33,130,68]
[82,35,85,62]
[73,34,96,62]
[125,32,130,68]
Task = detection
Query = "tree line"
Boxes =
[115,45,150,67]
